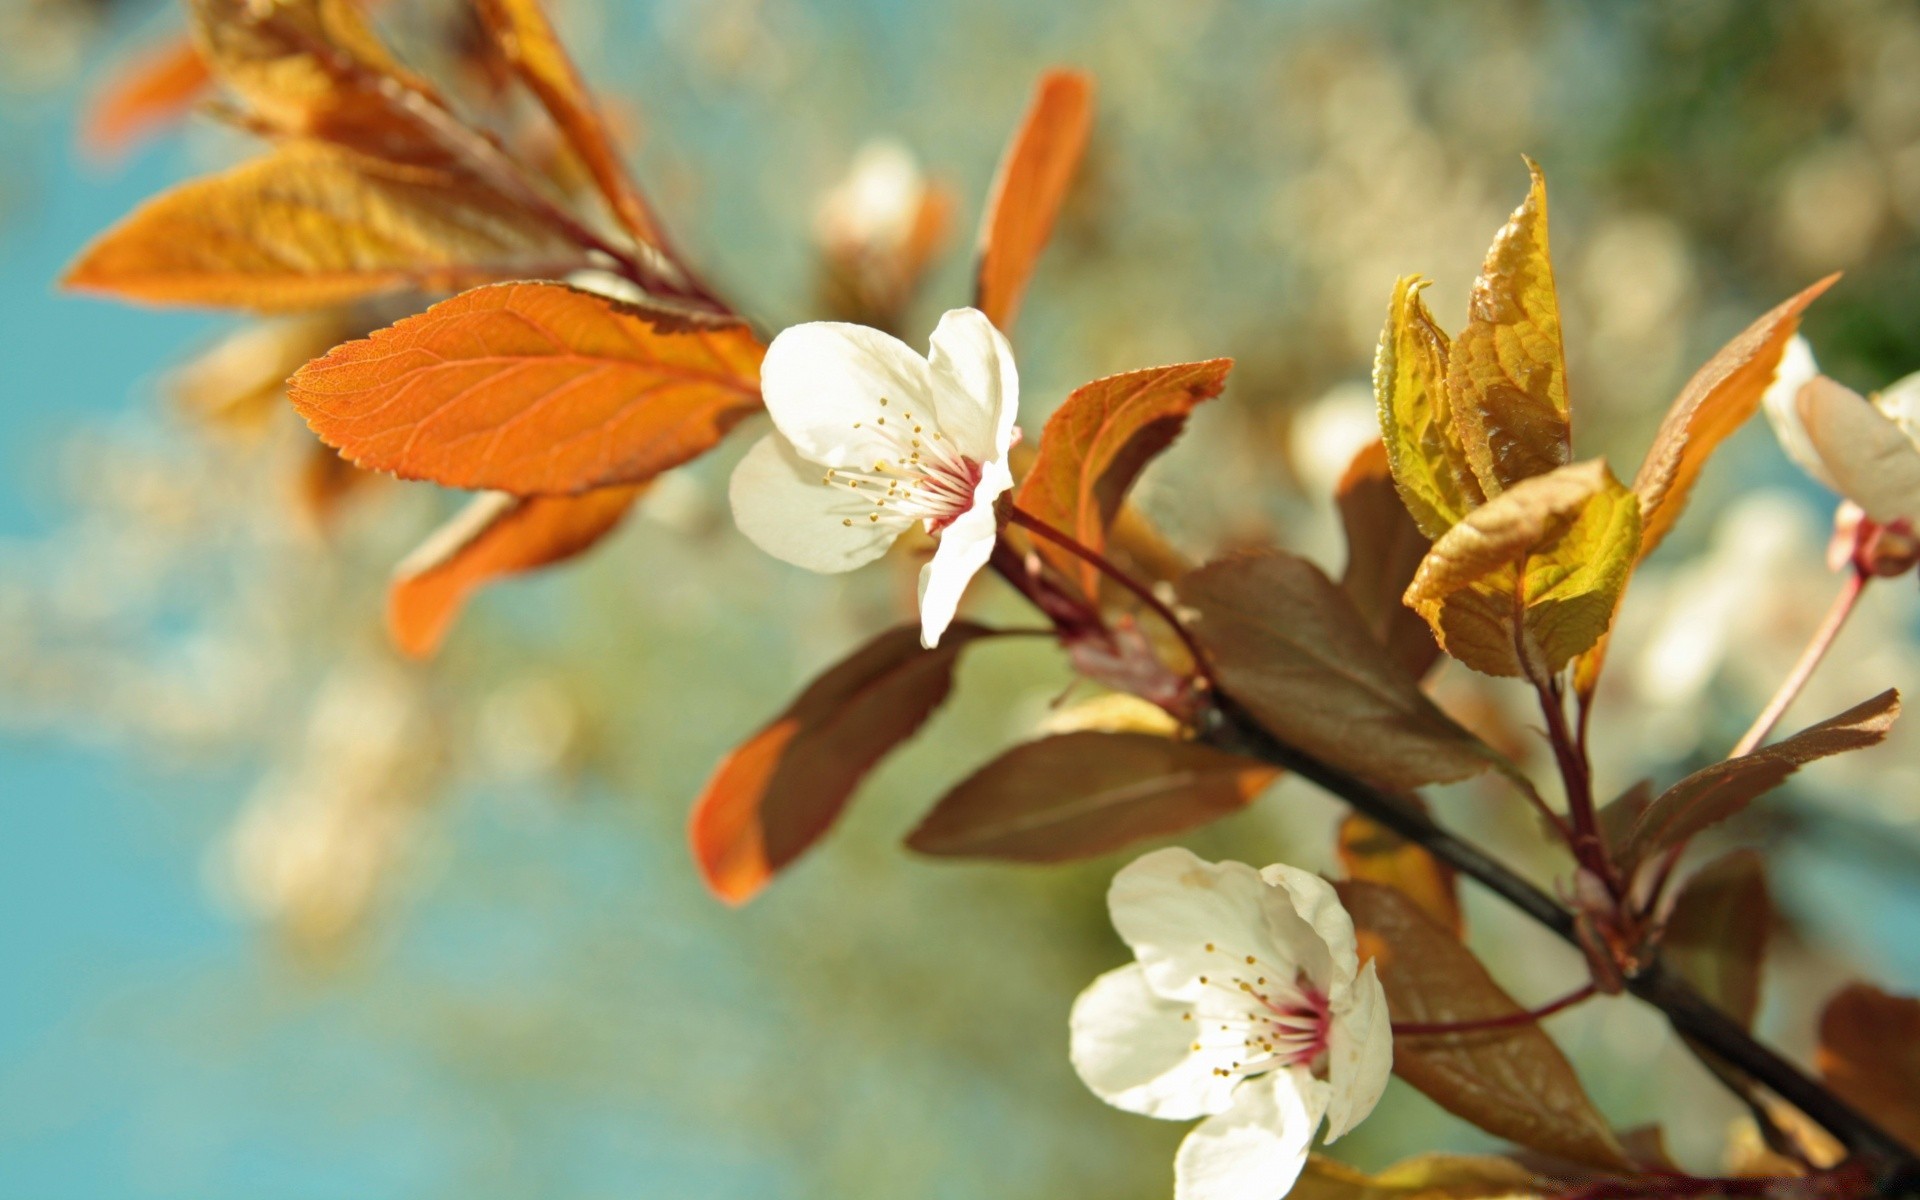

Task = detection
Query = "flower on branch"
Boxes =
[729,308,1020,648]
[1070,848,1392,1200]
[1764,336,1920,527]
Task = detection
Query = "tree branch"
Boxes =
[1200,697,1920,1197]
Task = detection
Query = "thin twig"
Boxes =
[1729,568,1869,758]
[1393,982,1598,1036]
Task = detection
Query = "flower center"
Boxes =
[821,397,983,532]
[1183,945,1334,1082]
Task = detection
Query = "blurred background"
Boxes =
[3,0,1920,1195]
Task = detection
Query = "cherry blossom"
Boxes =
[1070,848,1392,1200]
[1763,336,1920,526]
[728,308,1020,647]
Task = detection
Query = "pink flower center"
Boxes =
[819,397,984,532]
[1183,946,1335,1082]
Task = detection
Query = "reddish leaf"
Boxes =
[1182,550,1498,791]
[1663,850,1769,1029]
[472,0,658,245]
[82,35,213,160]
[1015,359,1232,597]
[1622,689,1899,869]
[1634,275,1838,557]
[690,624,988,904]
[1337,441,1439,679]
[974,68,1094,332]
[289,282,764,494]
[906,732,1274,862]
[1338,880,1628,1170]
[64,142,575,311]
[386,484,644,658]
[1818,983,1920,1151]
[1338,811,1461,938]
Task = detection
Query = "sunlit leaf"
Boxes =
[82,35,213,160]
[1015,358,1232,596]
[1183,550,1498,790]
[64,142,575,311]
[1817,983,1920,1152]
[974,68,1094,332]
[906,732,1273,862]
[1291,1153,1544,1200]
[1622,689,1899,869]
[1633,275,1839,557]
[1663,850,1769,1030]
[165,313,355,428]
[1404,459,1641,679]
[1337,440,1440,679]
[1339,811,1462,939]
[289,281,764,493]
[472,0,659,245]
[1338,880,1628,1170]
[1449,159,1571,495]
[1375,276,1484,538]
[387,484,644,658]
[187,0,440,161]
[690,624,988,904]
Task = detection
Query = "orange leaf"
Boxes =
[690,624,988,904]
[289,282,764,494]
[974,68,1094,332]
[82,35,213,161]
[64,142,576,311]
[906,732,1273,862]
[1818,983,1920,1152]
[472,0,658,245]
[387,484,643,658]
[1633,274,1839,557]
[1338,880,1628,1170]
[1015,358,1232,597]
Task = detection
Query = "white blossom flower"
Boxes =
[1763,336,1920,525]
[1070,847,1393,1200]
[729,308,1019,648]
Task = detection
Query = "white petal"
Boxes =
[1798,376,1920,523]
[1761,336,1839,491]
[1174,1068,1327,1200]
[729,433,908,572]
[1109,848,1287,1003]
[1257,864,1357,1002]
[1321,959,1392,1142]
[915,458,1012,647]
[760,321,934,468]
[1874,369,1920,442]
[926,308,1020,460]
[1069,964,1240,1120]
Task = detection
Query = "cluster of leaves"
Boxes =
[67,1,1920,1195]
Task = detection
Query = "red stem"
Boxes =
[1393,982,1598,1036]
[1728,567,1869,758]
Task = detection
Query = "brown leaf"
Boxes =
[1290,1153,1544,1200]
[386,484,643,658]
[82,35,213,161]
[187,0,440,161]
[1663,850,1769,1029]
[1817,983,1920,1152]
[1183,550,1498,791]
[974,68,1094,332]
[64,142,575,311]
[1015,358,1232,596]
[1449,159,1571,495]
[472,0,658,245]
[289,281,764,494]
[1338,880,1628,1170]
[1622,689,1899,868]
[906,732,1274,862]
[690,624,988,904]
[1337,441,1440,678]
[1634,275,1839,557]
[1339,811,1462,938]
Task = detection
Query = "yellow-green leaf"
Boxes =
[1375,276,1484,539]
[1404,460,1642,678]
[1449,159,1571,495]
[1291,1153,1544,1200]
